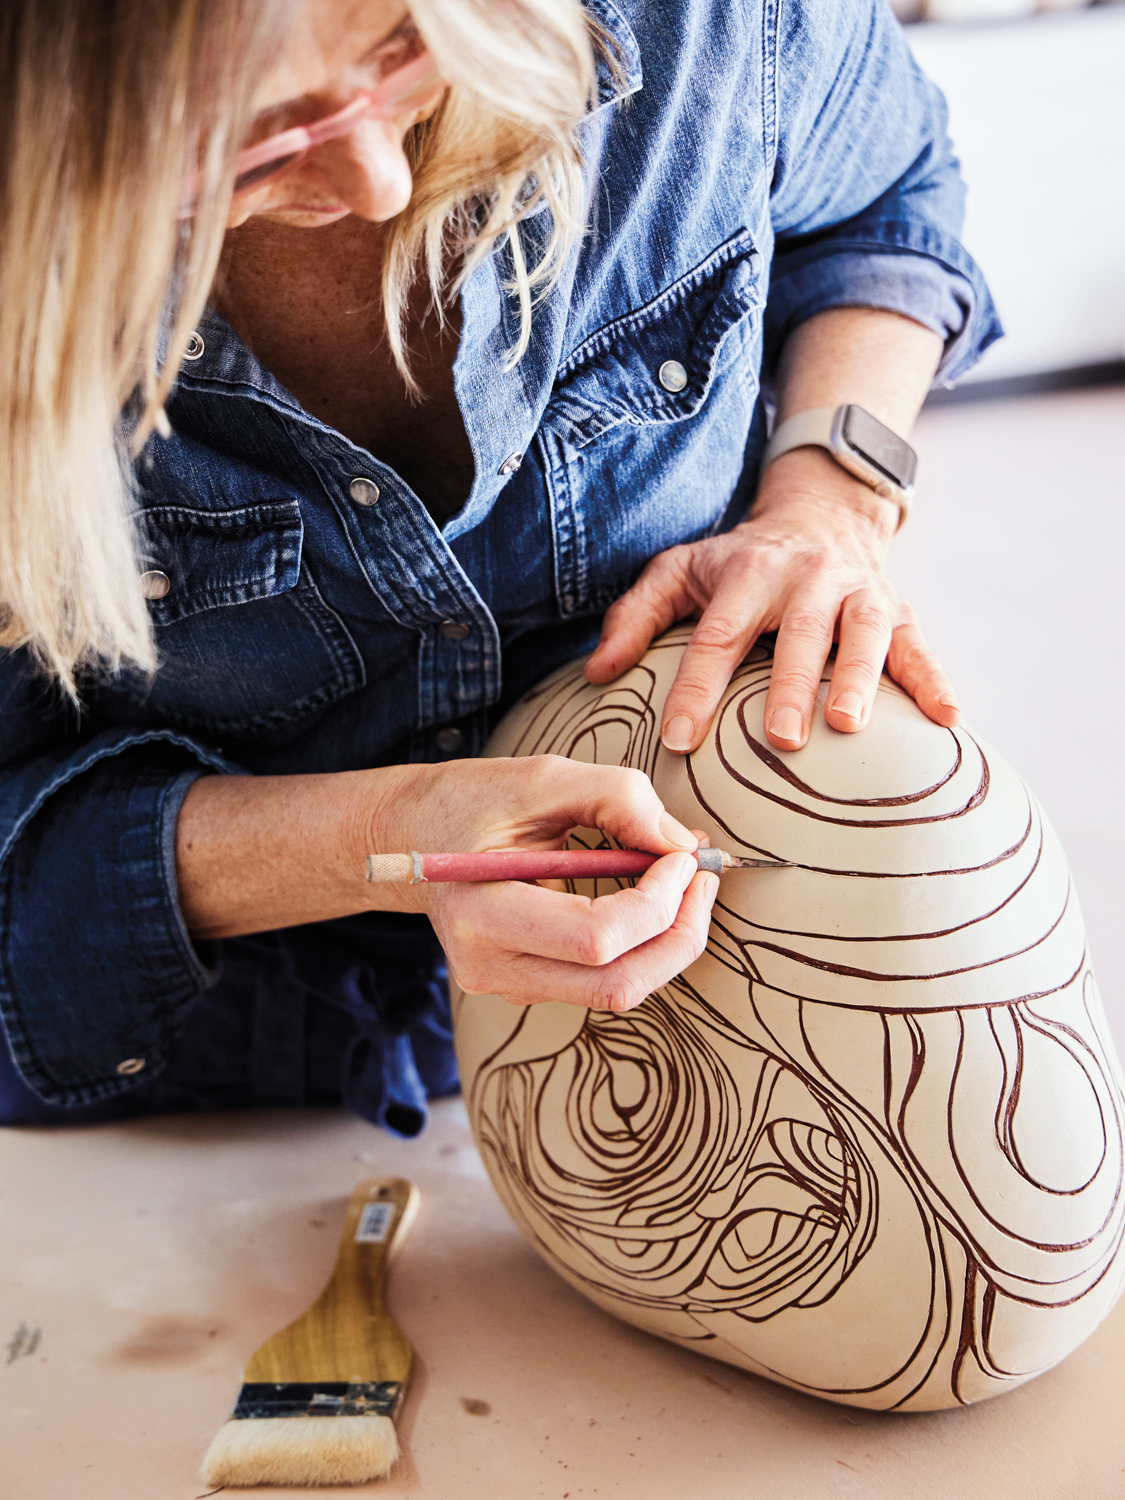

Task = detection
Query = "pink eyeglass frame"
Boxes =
[179,49,444,216]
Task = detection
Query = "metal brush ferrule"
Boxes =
[232,1381,403,1421]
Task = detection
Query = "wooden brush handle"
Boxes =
[335,1177,419,1281]
[243,1178,418,1387]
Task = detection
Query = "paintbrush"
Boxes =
[199,1177,419,1489]
[365,847,791,884]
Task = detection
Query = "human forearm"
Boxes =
[175,766,421,939]
[777,305,942,431]
[757,305,943,542]
[174,756,716,1015]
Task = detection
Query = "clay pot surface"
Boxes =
[453,629,1125,1410]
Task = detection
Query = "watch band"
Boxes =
[762,407,838,468]
[762,405,913,529]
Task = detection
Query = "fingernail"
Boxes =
[831,691,864,723]
[662,714,695,752]
[938,693,959,710]
[659,811,697,850]
[767,705,803,745]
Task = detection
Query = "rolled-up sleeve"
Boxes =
[0,671,238,1108]
[764,0,1002,383]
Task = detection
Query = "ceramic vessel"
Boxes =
[453,628,1125,1410]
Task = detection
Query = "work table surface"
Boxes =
[3,1094,1124,1500]
[4,389,1124,1500]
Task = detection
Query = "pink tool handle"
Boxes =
[417,849,675,883]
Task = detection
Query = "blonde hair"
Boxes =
[0,0,601,694]
[0,0,296,693]
[387,0,602,383]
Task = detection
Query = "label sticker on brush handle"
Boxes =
[355,1200,396,1243]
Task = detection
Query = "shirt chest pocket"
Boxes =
[101,501,365,745]
[536,229,764,618]
[541,228,764,455]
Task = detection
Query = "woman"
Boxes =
[0,0,999,1131]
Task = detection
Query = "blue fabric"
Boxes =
[0,0,1000,1122]
[0,910,457,1135]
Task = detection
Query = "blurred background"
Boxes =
[884,1,1125,1046]
[899,0,1125,386]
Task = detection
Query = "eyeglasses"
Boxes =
[179,27,445,217]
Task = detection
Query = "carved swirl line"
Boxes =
[465,636,1125,1410]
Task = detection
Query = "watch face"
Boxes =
[842,405,917,491]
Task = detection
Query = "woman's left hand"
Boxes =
[585,447,960,753]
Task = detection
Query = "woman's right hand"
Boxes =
[366,754,719,1013]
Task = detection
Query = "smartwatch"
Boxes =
[761,404,917,528]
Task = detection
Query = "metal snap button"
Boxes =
[434,727,463,754]
[498,452,523,476]
[116,1058,146,1076]
[349,477,381,507]
[439,620,471,641]
[658,359,688,393]
[183,332,205,361]
[140,570,171,600]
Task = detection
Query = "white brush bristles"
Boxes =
[200,1414,401,1487]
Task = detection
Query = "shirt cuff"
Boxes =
[765,227,1003,386]
[0,735,233,1107]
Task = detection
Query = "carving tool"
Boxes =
[365,848,791,883]
[199,1178,418,1489]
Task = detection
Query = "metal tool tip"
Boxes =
[723,855,794,870]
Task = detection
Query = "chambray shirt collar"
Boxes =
[191,304,305,421]
[186,272,546,550]
[177,0,642,542]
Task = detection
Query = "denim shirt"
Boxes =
[0,0,1000,1115]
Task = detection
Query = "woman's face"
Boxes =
[226,0,443,229]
